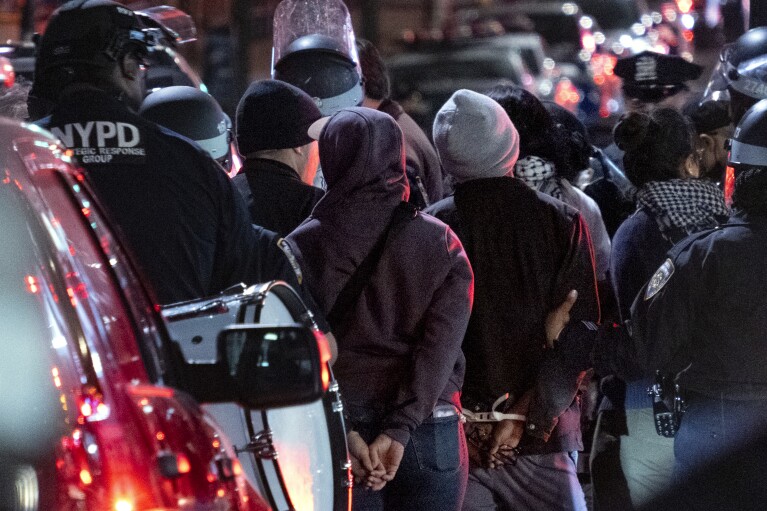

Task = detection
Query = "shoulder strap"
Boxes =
[231,173,253,204]
[326,202,417,332]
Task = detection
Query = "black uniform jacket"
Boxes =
[630,212,767,400]
[39,87,294,305]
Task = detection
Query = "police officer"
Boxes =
[604,51,704,171]
[630,98,767,507]
[29,0,295,305]
[139,85,235,175]
[703,26,767,125]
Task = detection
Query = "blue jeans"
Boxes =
[352,415,468,511]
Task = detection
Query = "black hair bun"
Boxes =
[613,112,653,152]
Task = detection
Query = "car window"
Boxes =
[577,0,641,30]
[525,12,581,46]
[0,181,87,464]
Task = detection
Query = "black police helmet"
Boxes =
[729,98,767,167]
[273,34,362,116]
[720,27,767,101]
[35,0,157,73]
[140,86,232,170]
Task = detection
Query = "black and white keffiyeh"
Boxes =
[515,155,565,200]
[637,179,728,237]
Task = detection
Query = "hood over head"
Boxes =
[315,106,408,201]
[286,107,410,313]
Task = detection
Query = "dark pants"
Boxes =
[352,415,468,511]
[673,392,767,480]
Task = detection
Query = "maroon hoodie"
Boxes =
[286,107,473,446]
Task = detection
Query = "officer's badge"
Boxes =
[645,258,674,301]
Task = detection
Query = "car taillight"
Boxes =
[0,57,14,89]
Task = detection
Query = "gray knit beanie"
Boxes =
[432,89,520,183]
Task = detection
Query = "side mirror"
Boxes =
[216,323,325,409]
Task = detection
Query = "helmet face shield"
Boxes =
[724,53,767,100]
[271,0,360,77]
[704,29,767,103]
[270,0,363,116]
[702,60,731,103]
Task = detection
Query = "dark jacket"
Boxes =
[426,177,600,451]
[232,158,324,236]
[631,212,767,400]
[379,98,443,206]
[608,180,727,408]
[286,107,473,447]
[39,87,294,305]
[611,209,672,322]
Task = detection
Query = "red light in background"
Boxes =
[554,80,581,111]
[683,30,694,42]
[176,453,191,474]
[0,61,14,89]
[725,166,735,207]
[232,459,243,476]
[156,431,165,441]
[127,385,175,398]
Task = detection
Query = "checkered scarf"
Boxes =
[514,155,565,200]
[637,179,728,237]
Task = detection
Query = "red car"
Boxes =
[0,118,335,510]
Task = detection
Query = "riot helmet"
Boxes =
[727,99,767,210]
[729,99,767,168]
[703,27,767,123]
[29,0,160,116]
[140,86,233,171]
[271,0,363,116]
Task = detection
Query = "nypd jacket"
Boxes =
[39,87,295,305]
[631,212,767,400]
[286,108,473,448]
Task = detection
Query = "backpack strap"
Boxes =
[326,202,417,333]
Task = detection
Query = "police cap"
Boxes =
[615,51,703,103]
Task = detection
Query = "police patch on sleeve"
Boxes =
[277,238,303,285]
[645,258,674,301]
